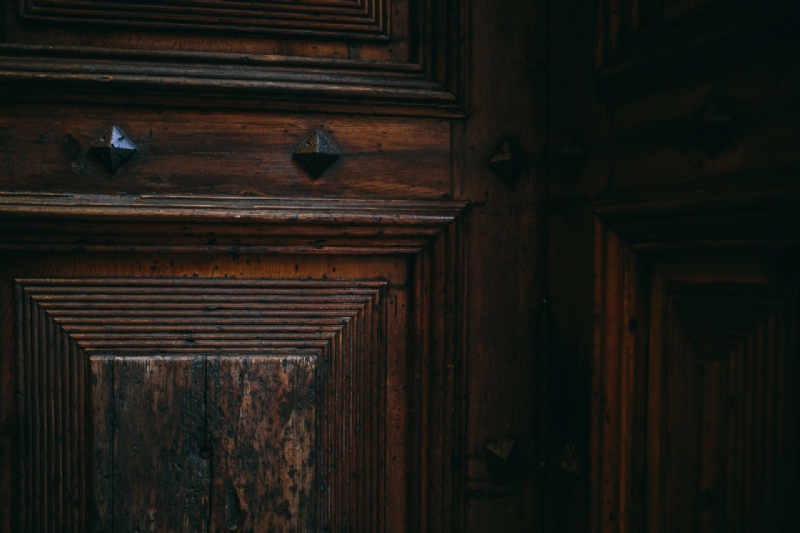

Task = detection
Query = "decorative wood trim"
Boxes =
[18,279,388,532]
[646,282,795,532]
[592,220,647,533]
[4,192,467,533]
[0,0,469,116]
[592,178,800,532]
[594,174,800,250]
[20,0,389,40]
[0,192,467,253]
[596,1,800,100]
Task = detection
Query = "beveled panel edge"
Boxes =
[0,0,468,117]
[0,192,469,253]
[16,277,389,532]
[20,0,388,40]
[593,172,800,249]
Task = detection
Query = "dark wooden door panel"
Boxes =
[0,106,452,199]
[15,275,390,532]
[647,258,799,533]
[593,197,800,532]
[0,195,464,533]
[109,356,210,533]
[0,0,546,529]
[0,0,468,115]
[208,355,317,533]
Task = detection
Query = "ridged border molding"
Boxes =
[592,175,800,533]
[0,191,468,533]
[19,0,389,40]
[17,279,389,532]
[0,0,468,116]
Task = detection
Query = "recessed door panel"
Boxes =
[106,356,209,533]
[207,355,317,533]
[12,265,395,532]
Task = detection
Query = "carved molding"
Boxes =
[0,192,467,253]
[20,0,389,39]
[593,174,800,250]
[645,283,793,531]
[592,180,800,532]
[17,279,387,532]
[3,192,467,533]
[0,0,468,116]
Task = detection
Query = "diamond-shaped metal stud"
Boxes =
[89,125,137,172]
[556,443,583,476]
[485,439,516,462]
[294,130,341,179]
[483,438,520,481]
[489,139,524,185]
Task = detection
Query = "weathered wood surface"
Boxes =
[0,110,452,198]
[111,356,209,533]
[548,0,800,531]
[1,205,461,533]
[0,0,467,115]
[207,356,317,533]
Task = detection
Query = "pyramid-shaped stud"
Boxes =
[89,125,137,172]
[556,443,583,476]
[294,130,341,179]
[484,439,516,462]
[489,140,518,184]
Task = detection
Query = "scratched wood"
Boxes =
[111,356,209,533]
[207,355,317,533]
[0,0,467,115]
[0,109,452,199]
[0,241,450,533]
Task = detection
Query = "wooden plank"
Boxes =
[112,356,209,533]
[0,110,451,200]
[89,356,114,533]
[207,355,316,533]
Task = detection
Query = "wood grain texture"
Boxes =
[20,0,389,39]
[2,195,465,533]
[207,356,317,533]
[17,288,88,533]
[0,193,465,253]
[0,108,452,199]
[593,191,800,533]
[17,278,388,532]
[0,0,468,115]
[591,221,647,533]
[449,0,547,531]
[111,356,209,533]
[648,282,798,533]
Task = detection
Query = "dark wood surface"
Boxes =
[0,0,548,529]
[548,0,800,531]
[0,0,468,115]
[0,202,465,532]
[3,0,799,530]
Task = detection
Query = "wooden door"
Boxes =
[545,0,800,531]
[0,0,546,532]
